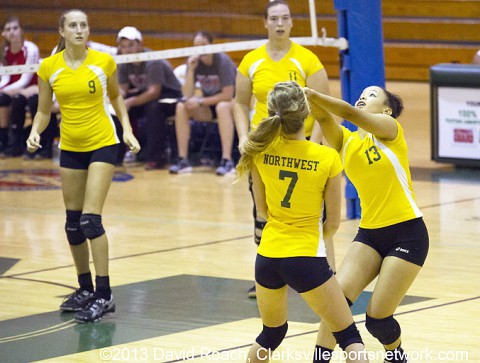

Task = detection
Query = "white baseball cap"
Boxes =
[117,26,143,42]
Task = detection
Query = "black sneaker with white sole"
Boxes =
[74,296,115,323]
[169,158,192,174]
[384,347,409,363]
[60,288,94,312]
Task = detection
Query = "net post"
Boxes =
[334,0,385,219]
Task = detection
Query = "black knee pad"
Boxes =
[256,322,288,351]
[365,314,401,345]
[332,322,363,351]
[10,94,28,127]
[346,297,353,307]
[0,93,11,107]
[27,94,39,116]
[80,213,105,240]
[11,94,27,113]
[65,210,86,245]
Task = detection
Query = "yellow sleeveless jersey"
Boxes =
[37,49,119,152]
[341,121,422,228]
[255,139,343,258]
[237,42,324,137]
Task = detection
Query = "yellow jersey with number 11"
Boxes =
[238,42,325,137]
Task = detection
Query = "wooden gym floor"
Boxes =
[0,80,479,363]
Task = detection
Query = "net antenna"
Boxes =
[309,0,319,39]
[0,1,348,76]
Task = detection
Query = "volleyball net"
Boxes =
[0,0,347,77]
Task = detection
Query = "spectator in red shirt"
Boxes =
[0,15,40,156]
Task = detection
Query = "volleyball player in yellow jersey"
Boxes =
[26,9,140,323]
[234,0,334,298]
[237,81,368,363]
[236,36,325,135]
[305,86,429,363]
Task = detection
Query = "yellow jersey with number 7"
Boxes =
[255,139,343,258]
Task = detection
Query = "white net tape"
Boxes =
[0,34,347,76]
[0,0,348,76]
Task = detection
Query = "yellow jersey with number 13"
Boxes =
[341,120,422,229]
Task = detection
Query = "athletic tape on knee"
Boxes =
[365,314,401,346]
[256,322,288,351]
[332,322,363,351]
[80,213,105,240]
[65,210,86,245]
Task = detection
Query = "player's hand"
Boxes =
[238,135,248,155]
[26,132,42,153]
[303,87,314,98]
[123,132,141,154]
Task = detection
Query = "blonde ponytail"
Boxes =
[236,81,309,178]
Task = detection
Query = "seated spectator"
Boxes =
[169,31,237,175]
[0,15,39,157]
[25,101,59,160]
[117,26,182,170]
[29,96,65,162]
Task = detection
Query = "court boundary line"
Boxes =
[0,320,76,344]
[161,295,480,362]
[0,234,252,279]
[3,192,480,280]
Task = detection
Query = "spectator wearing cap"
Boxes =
[117,26,182,169]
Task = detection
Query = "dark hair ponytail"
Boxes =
[381,87,404,118]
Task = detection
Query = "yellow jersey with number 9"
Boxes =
[255,139,343,258]
[37,49,119,152]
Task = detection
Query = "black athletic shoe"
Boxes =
[74,296,115,323]
[60,288,94,312]
[384,347,409,363]
[247,285,256,298]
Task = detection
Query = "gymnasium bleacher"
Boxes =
[2,0,479,81]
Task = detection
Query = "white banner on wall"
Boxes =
[437,87,480,160]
